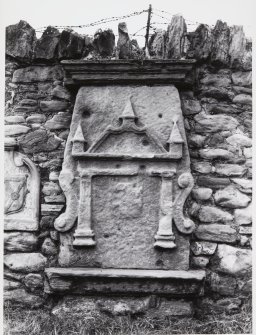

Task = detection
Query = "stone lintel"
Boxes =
[45,268,205,296]
[61,59,195,87]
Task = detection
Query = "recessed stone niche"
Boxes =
[45,60,205,295]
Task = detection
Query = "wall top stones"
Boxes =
[6,17,251,71]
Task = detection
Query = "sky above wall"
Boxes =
[0,0,254,46]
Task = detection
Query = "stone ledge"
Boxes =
[45,268,205,296]
[61,59,195,87]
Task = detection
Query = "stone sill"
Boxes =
[45,268,205,296]
[61,59,196,87]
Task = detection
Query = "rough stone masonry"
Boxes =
[4,15,252,318]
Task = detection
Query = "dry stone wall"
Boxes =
[4,16,252,316]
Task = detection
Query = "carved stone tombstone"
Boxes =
[46,60,205,295]
[4,138,40,231]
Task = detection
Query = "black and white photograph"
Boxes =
[1,0,254,334]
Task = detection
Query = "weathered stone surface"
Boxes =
[19,129,61,153]
[234,204,252,225]
[4,289,44,307]
[233,94,252,105]
[226,134,252,147]
[197,176,230,189]
[5,116,25,124]
[51,84,71,101]
[191,241,217,256]
[116,23,132,59]
[42,182,62,196]
[151,299,193,317]
[24,273,44,289]
[215,244,252,275]
[4,253,47,273]
[194,113,238,133]
[182,99,201,115]
[215,163,246,177]
[4,232,38,252]
[232,86,252,95]
[209,272,237,296]
[195,224,237,243]
[239,226,252,235]
[4,279,22,291]
[148,29,166,58]
[243,148,252,158]
[14,105,38,114]
[40,216,55,230]
[45,112,72,130]
[39,158,63,170]
[49,171,60,181]
[191,161,212,174]
[40,100,69,113]
[6,20,35,62]
[165,15,186,59]
[214,186,251,208]
[206,103,242,115]
[186,24,212,60]
[199,297,242,314]
[229,26,247,69]
[41,204,64,215]
[200,73,231,87]
[12,65,64,83]
[20,98,38,106]
[211,20,230,65]
[44,194,65,203]
[192,188,212,201]
[199,86,234,101]
[195,205,233,223]
[5,125,30,137]
[188,134,206,148]
[93,29,115,57]
[34,26,60,60]
[231,178,252,193]
[58,30,85,59]
[232,71,252,87]
[41,237,58,256]
[199,148,234,160]
[192,256,209,268]
[26,114,46,124]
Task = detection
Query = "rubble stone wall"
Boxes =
[4,16,252,316]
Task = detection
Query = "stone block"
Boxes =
[58,30,85,59]
[26,114,46,124]
[211,20,230,65]
[231,178,252,193]
[191,241,217,256]
[148,29,166,58]
[34,26,60,60]
[24,273,44,289]
[12,65,64,83]
[232,71,252,87]
[192,188,212,201]
[200,73,231,87]
[5,125,30,137]
[239,226,252,235]
[40,216,55,230]
[191,161,212,174]
[199,86,234,101]
[4,253,47,272]
[165,15,186,59]
[4,232,38,252]
[45,112,72,130]
[4,279,22,291]
[233,94,252,105]
[215,244,252,275]
[195,224,237,243]
[182,99,201,115]
[195,205,233,223]
[51,85,71,101]
[188,134,206,148]
[40,100,69,113]
[194,113,238,133]
[41,237,58,256]
[215,163,246,177]
[243,147,252,159]
[186,24,212,60]
[226,134,252,147]
[206,103,242,114]
[209,272,237,296]
[42,181,62,196]
[197,176,230,189]
[6,20,35,62]
[19,129,61,154]
[214,186,251,208]
[41,204,64,215]
[4,289,44,308]
[5,116,25,124]
[199,148,234,160]
[234,204,252,225]
[191,256,209,268]
[93,29,115,57]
